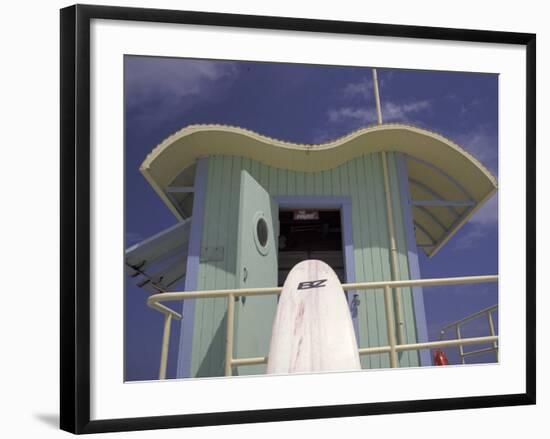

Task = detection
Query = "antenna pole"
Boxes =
[372,68,383,124]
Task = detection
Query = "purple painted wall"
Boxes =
[396,153,431,366]
[176,157,209,378]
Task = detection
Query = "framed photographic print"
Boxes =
[60,4,536,434]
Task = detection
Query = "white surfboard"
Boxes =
[266,259,361,374]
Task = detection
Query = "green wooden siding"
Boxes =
[190,152,419,377]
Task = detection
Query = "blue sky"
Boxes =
[125,56,498,381]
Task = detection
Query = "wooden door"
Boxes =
[233,170,279,375]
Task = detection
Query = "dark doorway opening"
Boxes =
[277,209,345,286]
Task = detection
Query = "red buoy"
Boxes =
[433,349,449,366]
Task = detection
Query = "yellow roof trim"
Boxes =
[142,123,495,183]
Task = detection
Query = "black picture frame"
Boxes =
[60,4,536,434]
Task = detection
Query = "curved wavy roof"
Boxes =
[140,123,497,257]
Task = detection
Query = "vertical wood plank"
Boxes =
[227,156,242,290]
[361,155,380,367]
[331,165,341,196]
[314,170,324,196]
[192,156,217,375]
[364,155,384,368]
[269,164,278,195]
[296,170,306,195]
[277,169,288,195]
[285,169,293,196]
[322,169,331,196]
[369,154,389,367]
[212,156,234,374]
[259,161,269,189]
[354,159,371,368]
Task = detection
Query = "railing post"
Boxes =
[384,285,398,368]
[487,311,499,362]
[456,325,465,364]
[225,293,235,377]
[159,313,172,380]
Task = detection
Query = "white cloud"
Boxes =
[327,100,431,125]
[454,127,498,174]
[439,125,498,252]
[341,72,394,100]
[452,194,498,250]
[383,100,431,120]
[328,107,375,124]
[469,193,498,226]
[125,57,238,109]
[452,225,486,251]
[343,77,373,99]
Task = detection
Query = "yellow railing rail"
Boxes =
[148,274,498,379]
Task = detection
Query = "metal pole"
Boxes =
[381,151,406,346]
[159,313,172,380]
[384,285,398,367]
[487,311,499,362]
[456,325,465,364]
[224,293,236,376]
[372,68,383,124]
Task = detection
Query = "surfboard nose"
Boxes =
[267,259,361,374]
[282,259,332,289]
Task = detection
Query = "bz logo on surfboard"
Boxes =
[297,279,328,290]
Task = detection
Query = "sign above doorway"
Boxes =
[293,210,320,220]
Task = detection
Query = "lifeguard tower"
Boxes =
[125,71,499,379]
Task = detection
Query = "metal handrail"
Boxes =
[440,304,499,364]
[148,274,498,379]
[440,304,498,331]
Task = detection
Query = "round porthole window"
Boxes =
[257,217,268,247]
[253,212,270,255]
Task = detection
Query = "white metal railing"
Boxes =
[147,274,498,379]
[439,304,499,364]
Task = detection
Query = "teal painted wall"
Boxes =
[190,153,420,377]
